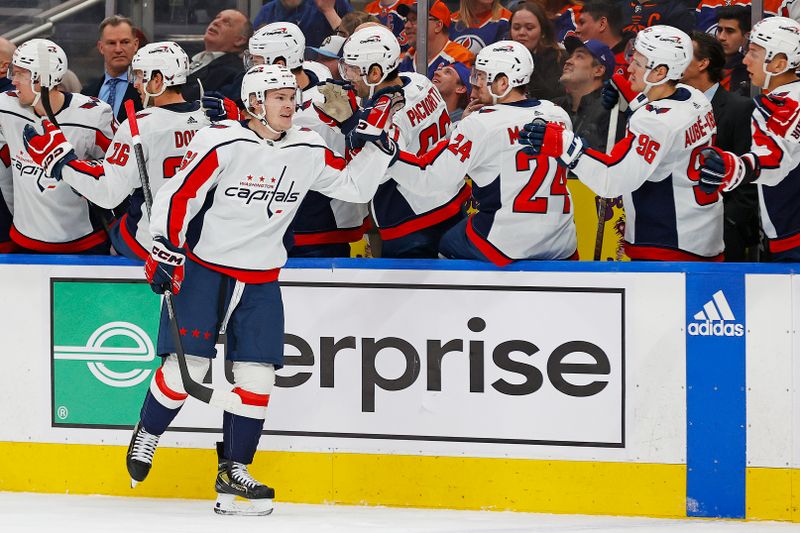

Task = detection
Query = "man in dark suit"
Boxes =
[181,9,252,102]
[82,15,143,123]
[684,31,757,261]
[0,38,15,94]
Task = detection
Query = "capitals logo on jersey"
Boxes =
[224,166,299,218]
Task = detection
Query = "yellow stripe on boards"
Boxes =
[0,442,684,517]
[746,467,800,522]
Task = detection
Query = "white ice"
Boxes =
[1,492,799,533]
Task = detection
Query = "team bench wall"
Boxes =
[0,256,797,521]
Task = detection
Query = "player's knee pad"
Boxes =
[230,362,275,420]
[149,354,210,409]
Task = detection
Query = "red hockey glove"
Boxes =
[520,119,584,167]
[698,146,757,193]
[602,73,649,112]
[202,91,241,122]
[755,93,800,138]
[22,120,76,178]
[353,86,405,142]
[145,236,186,295]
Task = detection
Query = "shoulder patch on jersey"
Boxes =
[477,108,496,114]
[210,124,229,129]
[645,104,671,114]
[135,111,151,120]
[79,100,99,109]
[299,127,312,132]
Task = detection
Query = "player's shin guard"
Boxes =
[214,362,275,516]
[127,354,209,487]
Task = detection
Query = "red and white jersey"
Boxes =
[292,77,370,246]
[375,73,470,240]
[0,91,114,252]
[59,102,208,259]
[571,85,723,260]
[392,99,577,264]
[149,121,394,281]
[745,80,800,253]
[765,0,800,18]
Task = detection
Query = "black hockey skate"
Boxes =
[126,421,160,488]
[213,442,274,516]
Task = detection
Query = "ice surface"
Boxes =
[1,492,799,533]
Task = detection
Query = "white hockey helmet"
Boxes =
[246,23,305,70]
[747,16,800,88]
[632,25,692,94]
[470,40,533,103]
[11,39,67,107]
[241,64,297,134]
[130,42,190,107]
[340,26,400,96]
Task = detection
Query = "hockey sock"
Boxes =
[222,412,266,464]
[140,391,181,436]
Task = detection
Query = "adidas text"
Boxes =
[688,321,744,337]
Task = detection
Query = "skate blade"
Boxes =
[213,493,273,516]
[130,479,138,489]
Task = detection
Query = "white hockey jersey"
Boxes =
[744,79,800,253]
[571,84,723,260]
[150,121,394,281]
[392,99,577,264]
[0,142,13,251]
[59,102,208,259]
[374,73,470,241]
[290,72,370,248]
[0,91,114,252]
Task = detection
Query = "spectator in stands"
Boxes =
[307,35,346,80]
[58,70,83,94]
[0,38,16,93]
[254,0,354,48]
[683,31,757,260]
[715,5,750,97]
[432,62,471,122]
[509,2,565,100]
[365,0,413,49]
[449,0,512,55]
[695,0,749,33]
[335,11,380,38]
[554,37,618,151]
[576,1,632,77]
[620,0,695,35]
[182,9,252,102]
[82,15,142,123]
[398,1,475,79]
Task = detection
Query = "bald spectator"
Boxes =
[182,9,252,102]
[82,15,142,123]
[254,0,354,48]
[0,38,16,93]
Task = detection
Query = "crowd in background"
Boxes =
[0,0,794,262]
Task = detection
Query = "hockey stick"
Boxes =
[124,100,253,417]
[593,101,620,261]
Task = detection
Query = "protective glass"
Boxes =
[128,67,146,86]
[243,50,267,69]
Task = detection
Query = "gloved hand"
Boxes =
[23,120,76,180]
[697,146,751,194]
[348,85,406,149]
[144,236,186,295]
[202,91,241,122]
[520,119,584,168]
[313,80,359,130]
[755,93,800,138]
[601,73,648,112]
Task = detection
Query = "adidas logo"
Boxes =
[187,116,198,124]
[688,290,744,337]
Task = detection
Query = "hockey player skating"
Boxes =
[387,40,578,264]
[125,64,396,515]
[337,25,469,258]
[23,42,207,260]
[522,25,724,261]
[6,39,114,253]
[698,17,800,262]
